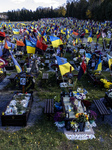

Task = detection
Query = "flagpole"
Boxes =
[62,75,64,83]
[73,78,78,90]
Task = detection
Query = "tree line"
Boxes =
[6,0,112,21]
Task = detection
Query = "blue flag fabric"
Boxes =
[10,51,22,73]
[0,47,3,57]
[29,36,37,46]
[6,40,15,49]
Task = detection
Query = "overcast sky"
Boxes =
[0,0,66,13]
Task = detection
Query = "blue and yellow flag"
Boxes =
[61,29,66,35]
[49,36,63,48]
[85,29,89,34]
[43,33,48,42]
[25,39,36,54]
[29,36,37,47]
[87,37,92,43]
[107,54,112,69]
[56,56,74,76]
[10,51,22,73]
[94,56,102,71]
[6,40,15,49]
[13,29,20,34]
[85,53,91,64]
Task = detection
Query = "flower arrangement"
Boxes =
[89,110,97,121]
[54,112,65,122]
[75,113,88,123]
[100,78,112,89]
[70,120,78,130]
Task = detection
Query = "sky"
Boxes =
[0,0,66,13]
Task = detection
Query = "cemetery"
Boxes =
[0,7,112,149]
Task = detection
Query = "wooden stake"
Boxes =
[22,85,25,93]
[73,78,78,90]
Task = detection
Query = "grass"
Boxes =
[85,33,111,46]
[0,116,112,150]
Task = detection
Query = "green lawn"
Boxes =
[85,33,111,46]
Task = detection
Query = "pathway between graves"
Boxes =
[0,76,10,91]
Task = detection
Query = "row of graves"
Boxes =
[0,31,36,126]
[0,19,112,141]
[42,36,112,140]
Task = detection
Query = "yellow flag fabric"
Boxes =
[0,68,3,74]
[56,56,74,76]
[94,57,102,71]
[88,37,92,43]
[52,39,63,48]
[95,62,102,71]
[108,59,112,69]
[26,46,35,54]
[59,62,74,76]
[76,39,78,44]
[107,54,112,69]
[85,29,89,34]
[49,36,63,48]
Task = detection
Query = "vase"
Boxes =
[90,120,94,124]
[78,100,81,107]
[66,121,71,131]
[79,122,85,132]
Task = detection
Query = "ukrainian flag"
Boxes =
[87,37,92,43]
[85,29,89,34]
[29,36,37,47]
[107,54,112,69]
[56,56,74,76]
[43,33,48,42]
[61,29,66,35]
[10,51,22,73]
[21,23,26,26]
[37,30,41,37]
[26,39,36,54]
[76,38,78,44]
[94,56,102,71]
[49,36,63,48]
[85,53,91,64]
[13,29,20,34]
[6,41,15,49]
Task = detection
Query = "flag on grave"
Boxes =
[78,59,86,80]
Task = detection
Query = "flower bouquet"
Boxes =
[54,112,65,122]
[75,113,88,131]
[70,120,78,132]
[75,113,88,123]
[100,78,112,89]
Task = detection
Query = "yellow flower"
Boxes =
[71,121,75,126]
[2,112,4,115]
[77,145,79,149]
